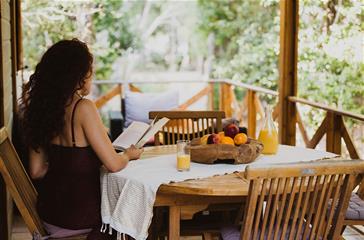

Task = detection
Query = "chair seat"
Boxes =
[346,193,364,220]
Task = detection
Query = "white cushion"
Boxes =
[124,90,179,127]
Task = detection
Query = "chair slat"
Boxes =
[317,175,338,238]
[323,174,344,239]
[295,176,315,239]
[149,111,225,145]
[252,178,268,239]
[273,177,290,240]
[302,175,323,239]
[0,128,44,237]
[309,175,330,239]
[280,177,299,240]
[288,176,307,240]
[259,178,277,240]
[236,161,364,240]
[266,178,284,239]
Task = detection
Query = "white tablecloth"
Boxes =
[100,145,337,240]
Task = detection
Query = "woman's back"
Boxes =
[37,97,103,229]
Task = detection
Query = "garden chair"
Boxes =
[341,178,364,235]
[0,127,87,240]
[149,111,231,239]
[149,110,225,145]
[221,160,364,240]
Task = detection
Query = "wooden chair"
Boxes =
[0,127,87,240]
[149,111,225,145]
[221,160,364,240]
[341,178,364,235]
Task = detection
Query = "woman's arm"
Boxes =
[29,148,48,179]
[78,99,143,172]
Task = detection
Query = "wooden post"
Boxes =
[247,90,257,138]
[278,0,299,145]
[326,112,342,154]
[208,82,214,110]
[169,206,180,240]
[220,83,233,118]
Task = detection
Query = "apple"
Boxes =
[224,123,239,139]
[207,133,221,144]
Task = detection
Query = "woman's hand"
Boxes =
[125,145,144,160]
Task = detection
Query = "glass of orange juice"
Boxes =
[176,140,191,171]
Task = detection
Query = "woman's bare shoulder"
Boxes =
[76,98,99,119]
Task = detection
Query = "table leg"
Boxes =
[169,206,180,240]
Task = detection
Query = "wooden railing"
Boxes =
[289,96,363,158]
[92,79,363,159]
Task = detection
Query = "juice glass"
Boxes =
[176,140,191,171]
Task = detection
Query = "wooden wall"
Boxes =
[0,0,16,239]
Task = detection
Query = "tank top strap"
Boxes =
[71,98,84,147]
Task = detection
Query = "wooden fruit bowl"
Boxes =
[189,138,263,164]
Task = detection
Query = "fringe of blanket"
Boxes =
[100,223,127,240]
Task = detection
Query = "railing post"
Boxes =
[278,0,299,145]
[208,82,215,110]
[326,112,342,154]
[247,90,257,138]
[220,83,233,118]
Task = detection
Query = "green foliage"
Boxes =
[22,0,78,69]
[298,0,364,118]
[92,1,142,80]
[198,0,279,103]
[198,0,363,130]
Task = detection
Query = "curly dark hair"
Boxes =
[20,39,93,150]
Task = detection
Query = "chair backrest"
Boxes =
[149,111,226,145]
[0,127,46,237]
[238,160,364,240]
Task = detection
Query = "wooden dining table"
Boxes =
[100,144,340,240]
[141,145,263,239]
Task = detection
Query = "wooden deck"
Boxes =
[11,215,364,240]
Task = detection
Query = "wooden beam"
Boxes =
[169,206,180,240]
[307,116,327,149]
[278,0,299,145]
[129,83,142,93]
[177,85,211,110]
[289,96,364,122]
[10,0,18,114]
[247,90,257,139]
[94,84,122,109]
[220,83,233,117]
[208,82,214,110]
[340,118,360,159]
[296,107,309,146]
[326,112,342,154]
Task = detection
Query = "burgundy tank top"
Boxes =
[37,98,102,230]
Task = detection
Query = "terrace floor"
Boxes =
[11,215,364,240]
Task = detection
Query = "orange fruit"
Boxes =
[200,134,210,145]
[234,133,248,145]
[220,136,235,145]
[218,131,225,138]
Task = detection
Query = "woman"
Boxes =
[20,39,143,239]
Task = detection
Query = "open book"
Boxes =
[112,117,169,151]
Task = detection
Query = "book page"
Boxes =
[112,121,150,150]
[135,117,169,148]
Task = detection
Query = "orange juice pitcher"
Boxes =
[258,106,278,154]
